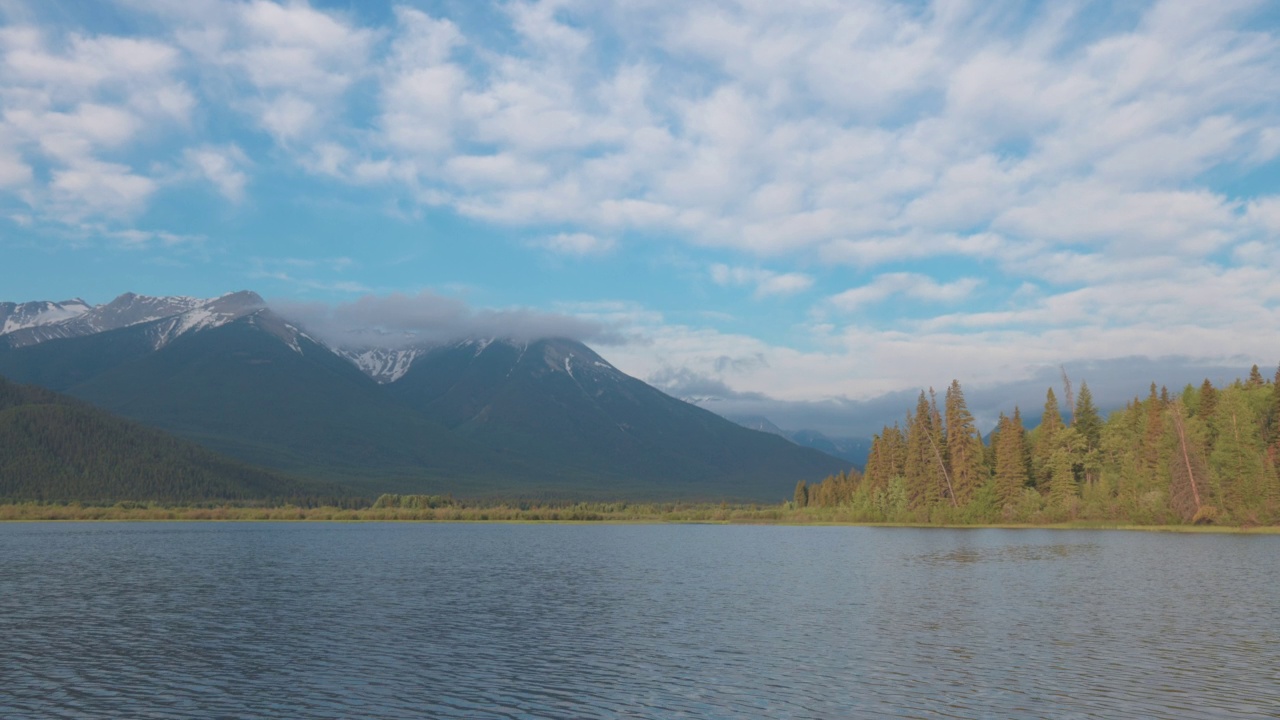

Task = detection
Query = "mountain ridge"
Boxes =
[0,291,852,500]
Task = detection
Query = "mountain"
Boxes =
[385,338,850,498]
[336,346,429,384]
[728,414,789,436]
[0,292,851,500]
[0,307,530,493]
[727,415,872,467]
[787,430,872,467]
[0,298,91,336]
[0,291,266,350]
[0,375,350,504]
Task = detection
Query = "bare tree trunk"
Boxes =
[1171,407,1202,512]
[925,430,958,508]
[1061,366,1075,426]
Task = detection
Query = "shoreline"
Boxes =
[1,504,1277,533]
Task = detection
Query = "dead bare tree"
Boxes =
[925,430,959,508]
[1169,402,1207,522]
[1061,366,1075,426]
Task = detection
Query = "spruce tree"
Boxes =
[904,392,946,509]
[1248,364,1265,388]
[945,379,985,505]
[1210,387,1264,520]
[1033,388,1064,489]
[994,411,1030,508]
[1074,382,1102,484]
[794,480,808,508]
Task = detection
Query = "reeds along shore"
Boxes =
[1,500,1277,531]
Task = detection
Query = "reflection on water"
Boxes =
[914,542,1101,565]
[0,524,1276,719]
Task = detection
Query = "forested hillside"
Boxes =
[799,367,1280,526]
[0,376,355,505]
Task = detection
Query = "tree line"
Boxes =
[794,366,1280,526]
[0,376,358,507]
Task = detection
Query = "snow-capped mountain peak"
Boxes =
[336,346,429,384]
[0,291,267,349]
[0,299,91,335]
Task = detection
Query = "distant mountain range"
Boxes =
[0,292,850,501]
[726,414,872,467]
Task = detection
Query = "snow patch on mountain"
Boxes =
[0,299,91,335]
[0,291,265,349]
[336,347,428,383]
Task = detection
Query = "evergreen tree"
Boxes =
[1046,427,1083,508]
[1248,364,1265,388]
[993,410,1030,508]
[1074,382,1102,484]
[1032,387,1064,489]
[1210,386,1265,520]
[1198,379,1219,435]
[793,480,808,508]
[904,392,947,509]
[944,379,985,505]
[863,432,889,492]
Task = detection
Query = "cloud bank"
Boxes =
[2,0,1278,426]
[272,291,618,349]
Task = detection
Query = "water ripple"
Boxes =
[1,524,1277,719]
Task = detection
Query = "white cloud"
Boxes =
[537,232,616,256]
[827,273,981,312]
[185,144,249,202]
[48,160,157,219]
[710,264,814,298]
[0,24,190,223]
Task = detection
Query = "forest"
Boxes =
[796,366,1280,526]
[0,376,356,507]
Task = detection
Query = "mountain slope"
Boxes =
[387,338,850,498]
[0,376,350,504]
[0,291,851,500]
[46,312,537,491]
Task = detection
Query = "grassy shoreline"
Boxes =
[1,502,1278,532]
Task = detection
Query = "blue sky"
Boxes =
[2,0,1280,431]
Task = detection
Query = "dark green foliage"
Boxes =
[994,410,1029,509]
[944,380,985,505]
[1074,382,1102,450]
[0,376,354,505]
[791,368,1280,526]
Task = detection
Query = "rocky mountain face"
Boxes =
[0,292,850,500]
[0,291,267,350]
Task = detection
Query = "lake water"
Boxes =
[1,523,1277,719]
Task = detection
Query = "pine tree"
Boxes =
[1074,382,1102,484]
[1247,364,1265,388]
[794,480,808,508]
[1210,386,1265,520]
[904,392,947,509]
[863,432,889,492]
[944,379,985,505]
[994,410,1029,508]
[1046,427,1083,508]
[1032,387,1064,489]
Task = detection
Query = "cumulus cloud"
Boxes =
[271,291,620,349]
[0,25,191,221]
[536,232,616,256]
[3,0,1280,429]
[185,144,250,202]
[710,264,814,297]
[827,273,981,312]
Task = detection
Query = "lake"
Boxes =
[1,523,1276,719]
